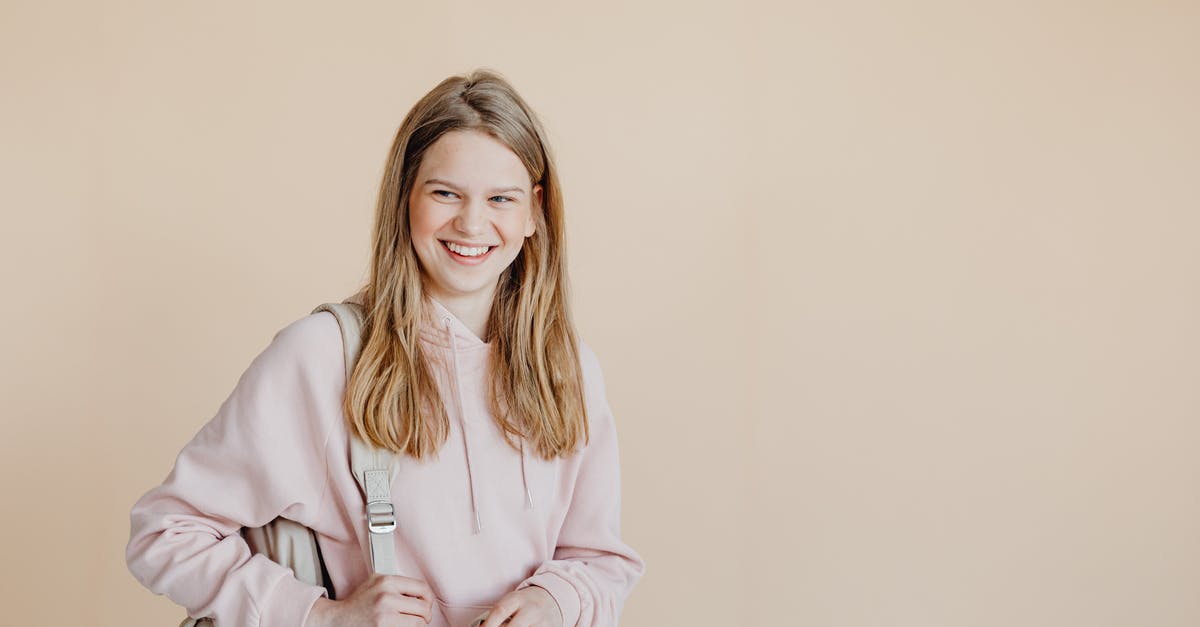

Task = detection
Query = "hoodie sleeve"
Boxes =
[515,341,646,627]
[125,313,343,627]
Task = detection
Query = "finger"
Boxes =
[480,600,519,627]
[370,588,433,624]
[503,611,537,627]
[390,594,434,624]
[380,575,436,617]
[382,575,435,603]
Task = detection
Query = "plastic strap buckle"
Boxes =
[367,500,396,534]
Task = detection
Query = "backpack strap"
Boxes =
[311,301,400,576]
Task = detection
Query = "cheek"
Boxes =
[407,201,439,241]
[501,210,533,242]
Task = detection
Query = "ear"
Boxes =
[525,184,542,238]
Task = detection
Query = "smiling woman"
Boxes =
[125,68,645,627]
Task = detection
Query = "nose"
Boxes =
[453,197,488,237]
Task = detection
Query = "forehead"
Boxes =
[416,129,529,188]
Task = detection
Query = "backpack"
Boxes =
[179,301,403,626]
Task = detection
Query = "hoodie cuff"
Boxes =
[260,572,328,627]
[518,572,580,627]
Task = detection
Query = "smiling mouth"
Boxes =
[440,240,496,261]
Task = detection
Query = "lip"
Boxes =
[440,240,495,265]
[441,239,497,247]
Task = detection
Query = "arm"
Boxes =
[515,342,647,627]
[125,313,343,627]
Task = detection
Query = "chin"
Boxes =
[431,277,495,297]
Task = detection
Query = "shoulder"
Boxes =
[575,337,611,410]
[249,309,346,383]
[575,337,603,382]
[195,309,346,449]
[576,337,600,374]
[273,308,344,353]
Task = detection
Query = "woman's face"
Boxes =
[408,129,541,313]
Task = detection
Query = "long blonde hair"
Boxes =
[344,69,587,461]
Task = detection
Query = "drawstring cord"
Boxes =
[444,316,483,534]
[521,438,534,509]
[441,310,537,533]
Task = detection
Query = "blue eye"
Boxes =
[434,190,456,198]
[491,196,514,203]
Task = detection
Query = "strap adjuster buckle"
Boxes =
[367,500,396,534]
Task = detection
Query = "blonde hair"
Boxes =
[344,68,587,461]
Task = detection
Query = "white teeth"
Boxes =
[445,241,490,257]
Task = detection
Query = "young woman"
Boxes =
[126,69,645,627]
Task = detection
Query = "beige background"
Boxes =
[2,0,1198,625]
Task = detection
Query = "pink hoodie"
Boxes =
[125,295,645,627]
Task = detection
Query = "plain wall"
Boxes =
[2,1,1197,625]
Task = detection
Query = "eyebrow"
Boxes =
[422,178,526,195]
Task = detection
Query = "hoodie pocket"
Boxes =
[434,596,493,627]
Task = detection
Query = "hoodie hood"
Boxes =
[342,290,536,534]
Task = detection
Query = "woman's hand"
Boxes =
[478,585,562,627]
[304,573,434,627]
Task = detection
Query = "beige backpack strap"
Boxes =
[311,301,400,576]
